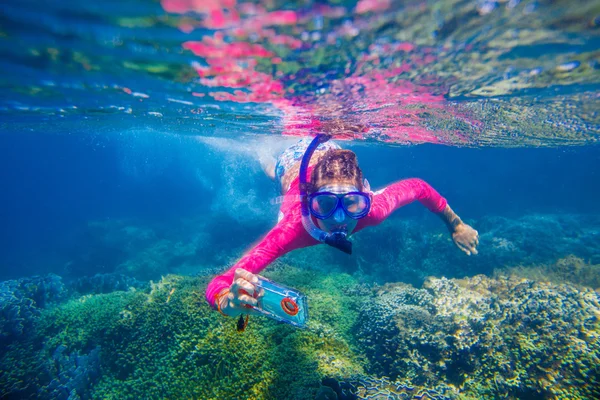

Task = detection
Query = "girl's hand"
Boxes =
[452,223,479,256]
[216,269,263,317]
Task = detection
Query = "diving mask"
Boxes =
[298,135,370,254]
[309,189,371,220]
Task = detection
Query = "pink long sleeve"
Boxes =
[205,190,316,309]
[356,178,447,230]
[205,177,447,308]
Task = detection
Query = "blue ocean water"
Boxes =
[1,0,600,399]
[0,132,598,281]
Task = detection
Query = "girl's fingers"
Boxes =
[235,268,258,283]
[455,228,479,256]
[457,239,468,250]
[226,290,236,307]
[238,294,258,307]
[457,241,471,255]
[233,278,255,296]
[465,235,478,255]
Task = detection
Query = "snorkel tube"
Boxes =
[299,134,353,255]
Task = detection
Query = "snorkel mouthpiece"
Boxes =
[299,134,353,255]
[324,231,352,254]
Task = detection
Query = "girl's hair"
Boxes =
[309,149,364,193]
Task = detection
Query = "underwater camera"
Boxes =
[251,276,308,328]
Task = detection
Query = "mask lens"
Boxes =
[343,194,369,218]
[310,194,339,218]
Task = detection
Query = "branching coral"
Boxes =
[344,375,457,400]
[1,268,368,399]
[2,266,599,399]
[355,274,600,399]
[0,274,66,343]
[497,254,600,289]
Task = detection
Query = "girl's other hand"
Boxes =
[452,223,479,256]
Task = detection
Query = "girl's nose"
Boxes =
[334,208,345,223]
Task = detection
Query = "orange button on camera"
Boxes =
[281,297,299,316]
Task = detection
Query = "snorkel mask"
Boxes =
[299,134,371,254]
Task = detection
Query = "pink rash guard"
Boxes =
[205,173,447,308]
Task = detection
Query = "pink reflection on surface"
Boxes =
[161,0,236,14]
[161,0,480,145]
[184,36,284,102]
[184,40,273,59]
[355,0,392,15]
[161,0,239,28]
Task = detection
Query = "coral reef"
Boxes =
[1,263,599,399]
[497,254,600,289]
[39,345,102,400]
[1,288,135,398]
[1,340,102,400]
[345,375,457,400]
[62,217,261,281]
[55,213,600,288]
[350,213,600,287]
[115,237,198,280]
[90,270,367,399]
[355,275,600,399]
[0,274,66,344]
[1,267,367,399]
[318,375,458,400]
[71,273,147,295]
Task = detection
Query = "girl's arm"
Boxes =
[205,212,313,309]
[439,204,479,255]
[358,178,479,254]
[361,178,448,225]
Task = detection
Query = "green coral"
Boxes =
[39,291,134,352]
[356,274,600,399]
[2,264,600,399]
[91,269,367,399]
[497,254,600,289]
[2,267,367,399]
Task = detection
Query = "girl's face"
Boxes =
[314,184,360,234]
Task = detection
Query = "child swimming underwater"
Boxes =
[207,135,479,318]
